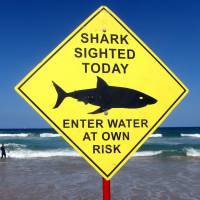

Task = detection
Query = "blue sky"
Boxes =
[0,0,199,128]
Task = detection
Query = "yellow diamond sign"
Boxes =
[15,6,188,180]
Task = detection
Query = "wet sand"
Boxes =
[0,157,200,200]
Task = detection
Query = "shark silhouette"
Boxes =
[52,76,157,114]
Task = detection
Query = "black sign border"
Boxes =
[17,7,187,179]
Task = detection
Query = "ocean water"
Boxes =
[0,127,200,199]
[0,127,200,159]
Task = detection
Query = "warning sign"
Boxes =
[15,6,188,180]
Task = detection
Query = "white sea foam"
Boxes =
[0,133,30,137]
[7,149,162,159]
[150,134,162,138]
[40,133,60,138]
[8,149,80,158]
[134,151,162,157]
[181,134,200,138]
[5,143,27,148]
[186,148,200,157]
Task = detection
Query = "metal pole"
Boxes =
[103,177,111,200]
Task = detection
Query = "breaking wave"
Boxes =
[5,143,27,148]
[150,134,162,138]
[7,149,163,159]
[0,132,60,138]
[134,151,162,157]
[8,149,80,158]
[185,148,200,157]
[40,133,60,138]
[0,133,31,137]
[181,134,200,138]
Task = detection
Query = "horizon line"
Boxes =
[0,126,199,130]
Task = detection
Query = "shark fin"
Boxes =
[88,107,109,114]
[52,81,68,109]
[97,76,109,90]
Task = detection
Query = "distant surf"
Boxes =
[7,149,163,159]
[181,133,200,138]
[0,133,31,137]
[1,127,200,159]
[0,132,60,138]
[5,143,27,148]
[8,149,80,158]
[150,133,162,138]
[134,151,162,157]
[40,133,60,138]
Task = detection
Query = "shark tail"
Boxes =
[52,81,69,109]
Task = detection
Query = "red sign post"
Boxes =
[103,178,111,200]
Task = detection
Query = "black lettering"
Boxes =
[93,145,121,154]
[133,119,140,128]
[108,119,118,128]
[88,48,98,58]
[114,145,121,153]
[110,34,119,44]
[83,48,87,58]
[90,132,97,140]
[91,63,100,73]
[83,132,91,141]
[63,119,70,128]
[100,34,109,43]
[125,119,132,128]
[74,47,82,58]
[141,119,148,128]
[93,145,100,153]
[99,48,108,58]
[118,120,126,128]
[105,145,112,153]
[120,35,128,44]
[96,119,103,128]
[127,49,135,59]
[81,33,89,43]
[82,63,90,73]
[121,64,128,73]
[118,49,125,59]
[88,119,94,128]
[71,119,79,128]
[80,119,87,128]
[111,132,121,140]
[109,48,116,58]
[102,63,110,73]
[122,132,130,140]
[112,64,121,73]
[110,132,129,140]
[91,33,99,43]
[102,132,110,141]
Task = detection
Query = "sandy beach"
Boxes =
[0,157,200,200]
